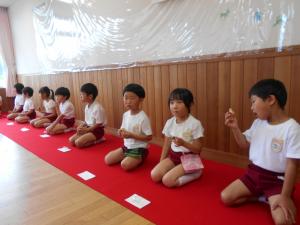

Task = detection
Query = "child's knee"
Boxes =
[15,117,22,123]
[32,122,39,127]
[46,127,54,135]
[150,169,163,183]
[220,190,234,206]
[69,137,75,145]
[104,153,113,165]
[74,139,85,148]
[162,175,177,188]
[120,160,133,171]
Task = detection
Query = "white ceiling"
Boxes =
[0,0,18,7]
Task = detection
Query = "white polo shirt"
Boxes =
[14,94,24,108]
[59,100,75,119]
[244,118,300,173]
[84,101,107,126]
[23,98,35,112]
[43,99,56,113]
[120,110,152,149]
[163,114,204,153]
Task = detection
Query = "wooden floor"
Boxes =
[0,134,153,225]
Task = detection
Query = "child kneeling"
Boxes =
[104,83,152,171]
[151,88,204,188]
[31,86,57,128]
[15,87,36,123]
[46,87,75,135]
[69,83,106,148]
[221,79,300,225]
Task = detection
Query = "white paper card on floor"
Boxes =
[125,194,151,209]
[77,171,96,180]
[40,134,50,138]
[20,127,30,132]
[57,146,71,152]
[6,122,14,126]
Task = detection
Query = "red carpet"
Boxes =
[0,117,299,225]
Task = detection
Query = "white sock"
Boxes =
[258,195,269,204]
[177,170,202,186]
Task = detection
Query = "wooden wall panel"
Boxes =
[17,46,300,163]
[217,61,230,152]
[206,62,219,150]
[229,60,244,155]
[290,55,300,123]
[186,63,197,116]
[242,59,257,131]
[196,63,207,146]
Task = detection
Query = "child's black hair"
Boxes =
[123,83,145,98]
[80,83,98,100]
[22,86,34,97]
[14,83,24,94]
[55,87,70,100]
[39,86,54,100]
[249,79,287,109]
[168,88,194,113]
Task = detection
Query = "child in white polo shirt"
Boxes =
[104,83,152,171]
[7,83,24,120]
[221,79,300,225]
[46,87,75,135]
[151,88,204,188]
[69,83,106,148]
[31,86,57,128]
[15,86,36,123]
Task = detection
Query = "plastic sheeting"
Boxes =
[32,0,299,72]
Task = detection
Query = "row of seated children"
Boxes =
[7,83,106,148]
[3,79,300,225]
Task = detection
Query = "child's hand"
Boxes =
[225,108,238,128]
[118,128,125,136]
[119,129,132,139]
[172,137,185,147]
[271,195,296,224]
[77,126,89,135]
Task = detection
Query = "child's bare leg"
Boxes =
[15,115,30,124]
[161,164,186,188]
[30,118,39,125]
[104,148,124,165]
[151,158,175,182]
[7,113,19,120]
[269,194,296,225]
[221,179,253,206]
[120,156,143,171]
[34,118,51,128]
[73,133,96,148]
[46,123,67,135]
[69,133,80,145]
[43,122,51,128]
